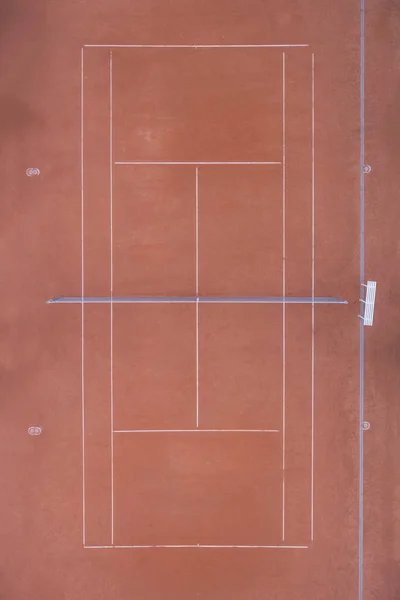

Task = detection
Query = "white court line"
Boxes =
[196,167,199,428]
[281,51,286,543]
[84,44,309,48]
[115,161,281,166]
[196,168,199,295]
[114,429,280,433]
[84,544,308,549]
[80,47,86,547]
[311,53,315,543]
[109,51,115,546]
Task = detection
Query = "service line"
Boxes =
[114,429,280,433]
[85,44,309,49]
[115,161,281,166]
[84,544,309,549]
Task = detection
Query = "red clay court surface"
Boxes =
[1,1,399,599]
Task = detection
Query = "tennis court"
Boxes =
[78,44,320,549]
[1,0,395,599]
